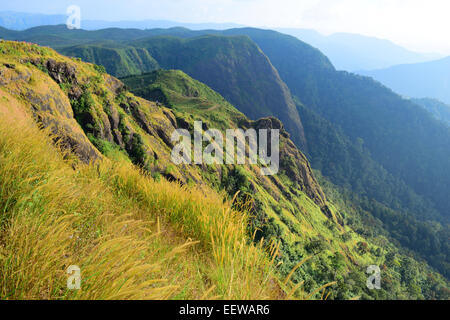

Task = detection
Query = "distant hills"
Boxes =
[0,11,243,31]
[359,56,450,105]
[278,28,441,71]
[0,11,442,72]
[0,11,67,30]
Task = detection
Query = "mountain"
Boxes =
[2,40,448,299]
[0,39,303,300]
[225,28,450,218]
[0,11,243,31]
[82,20,244,31]
[59,42,159,77]
[0,24,156,47]
[359,56,450,105]
[213,28,450,279]
[1,26,450,288]
[2,10,440,72]
[277,28,441,71]
[3,25,450,221]
[128,34,307,149]
[0,11,66,30]
[411,98,450,126]
[0,26,307,149]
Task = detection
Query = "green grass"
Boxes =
[0,106,280,300]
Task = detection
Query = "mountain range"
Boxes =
[0,10,243,30]
[0,23,449,299]
[278,28,441,71]
[359,56,450,105]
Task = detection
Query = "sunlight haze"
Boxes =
[2,0,450,54]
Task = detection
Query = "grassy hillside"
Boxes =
[122,69,450,299]
[128,35,307,150]
[1,40,448,300]
[0,40,286,300]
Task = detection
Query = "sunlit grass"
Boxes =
[0,109,280,300]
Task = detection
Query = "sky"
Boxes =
[2,0,450,54]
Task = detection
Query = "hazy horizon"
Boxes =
[1,0,450,55]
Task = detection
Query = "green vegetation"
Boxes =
[129,35,306,149]
[411,98,450,126]
[1,29,449,300]
[121,70,247,131]
[123,69,449,299]
[60,43,159,77]
[222,28,450,280]
[1,27,307,149]
[0,40,281,300]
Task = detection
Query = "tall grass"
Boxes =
[0,109,279,300]
[94,162,279,299]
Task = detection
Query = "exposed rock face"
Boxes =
[0,51,181,169]
[249,117,326,207]
[0,61,102,163]
[45,59,78,85]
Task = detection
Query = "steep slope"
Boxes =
[295,100,435,216]
[60,42,159,77]
[1,40,448,300]
[122,69,450,299]
[0,40,283,300]
[0,40,337,299]
[297,102,450,280]
[359,57,450,105]
[121,70,325,207]
[225,29,450,220]
[211,28,450,280]
[128,35,307,150]
[411,98,450,126]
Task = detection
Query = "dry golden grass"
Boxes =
[0,108,280,300]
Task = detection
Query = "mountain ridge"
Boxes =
[277,28,442,71]
[2,40,448,299]
[359,56,450,104]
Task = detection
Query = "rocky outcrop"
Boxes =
[0,60,102,163]
[249,117,326,207]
